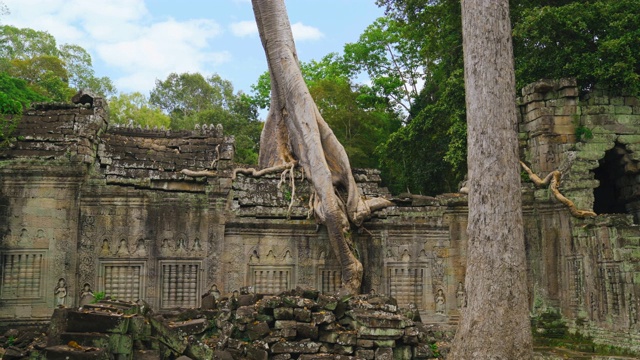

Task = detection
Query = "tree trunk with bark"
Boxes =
[449,1,533,359]
[251,0,391,294]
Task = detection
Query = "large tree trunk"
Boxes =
[251,0,390,294]
[449,1,533,359]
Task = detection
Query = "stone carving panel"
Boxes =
[159,261,201,309]
[566,256,584,308]
[387,266,427,309]
[318,267,341,293]
[99,261,145,302]
[0,250,45,301]
[247,246,296,294]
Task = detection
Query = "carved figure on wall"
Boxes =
[100,239,111,256]
[54,278,67,307]
[283,250,293,262]
[192,237,202,251]
[116,239,129,256]
[401,249,411,262]
[177,237,187,251]
[435,288,446,315]
[19,229,29,244]
[433,257,445,285]
[134,239,147,256]
[456,282,466,309]
[629,293,638,327]
[590,292,598,320]
[79,283,95,306]
[208,284,221,301]
[161,238,172,251]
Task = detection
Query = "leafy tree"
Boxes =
[150,72,262,164]
[59,44,115,97]
[343,17,425,116]
[374,0,466,195]
[0,25,115,100]
[309,78,401,169]
[376,0,640,195]
[0,72,48,145]
[7,55,74,101]
[108,92,170,129]
[512,0,640,94]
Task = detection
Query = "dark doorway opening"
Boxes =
[592,142,639,222]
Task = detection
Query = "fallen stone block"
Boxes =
[298,354,358,360]
[294,308,312,322]
[271,340,322,354]
[374,347,393,360]
[274,307,295,320]
[295,322,319,340]
[167,318,208,336]
[41,345,110,360]
[246,321,271,341]
[132,349,162,360]
[312,311,336,325]
[66,311,131,334]
[60,332,110,350]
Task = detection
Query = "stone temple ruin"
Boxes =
[1,78,640,355]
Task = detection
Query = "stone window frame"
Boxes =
[248,265,295,295]
[385,262,429,310]
[158,259,202,309]
[317,266,342,294]
[97,260,146,302]
[0,249,47,303]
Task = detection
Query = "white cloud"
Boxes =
[291,22,323,41]
[96,18,230,92]
[230,20,257,37]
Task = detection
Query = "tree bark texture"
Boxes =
[251,0,391,294]
[449,1,533,359]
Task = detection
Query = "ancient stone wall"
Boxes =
[1,82,640,353]
[519,79,640,352]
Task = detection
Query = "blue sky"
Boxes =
[2,0,385,97]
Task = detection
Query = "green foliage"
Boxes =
[373,0,466,195]
[343,17,425,115]
[0,25,116,100]
[571,115,594,142]
[430,342,441,358]
[249,53,402,177]
[512,0,640,95]
[92,291,106,303]
[5,335,15,346]
[0,72,49,146]
[374,0,640,195]
[108,92,170,129]
[151,72,262,165]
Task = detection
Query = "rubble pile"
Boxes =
[6,287,443,359]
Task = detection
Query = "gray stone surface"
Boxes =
[2,82,640,355]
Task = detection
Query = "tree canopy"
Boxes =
[150,72,262,165]
[0,25,115,101]
[372,0,640,196]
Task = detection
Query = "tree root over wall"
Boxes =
[520,161,596,218]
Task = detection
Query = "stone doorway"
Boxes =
[592,142,640,222]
